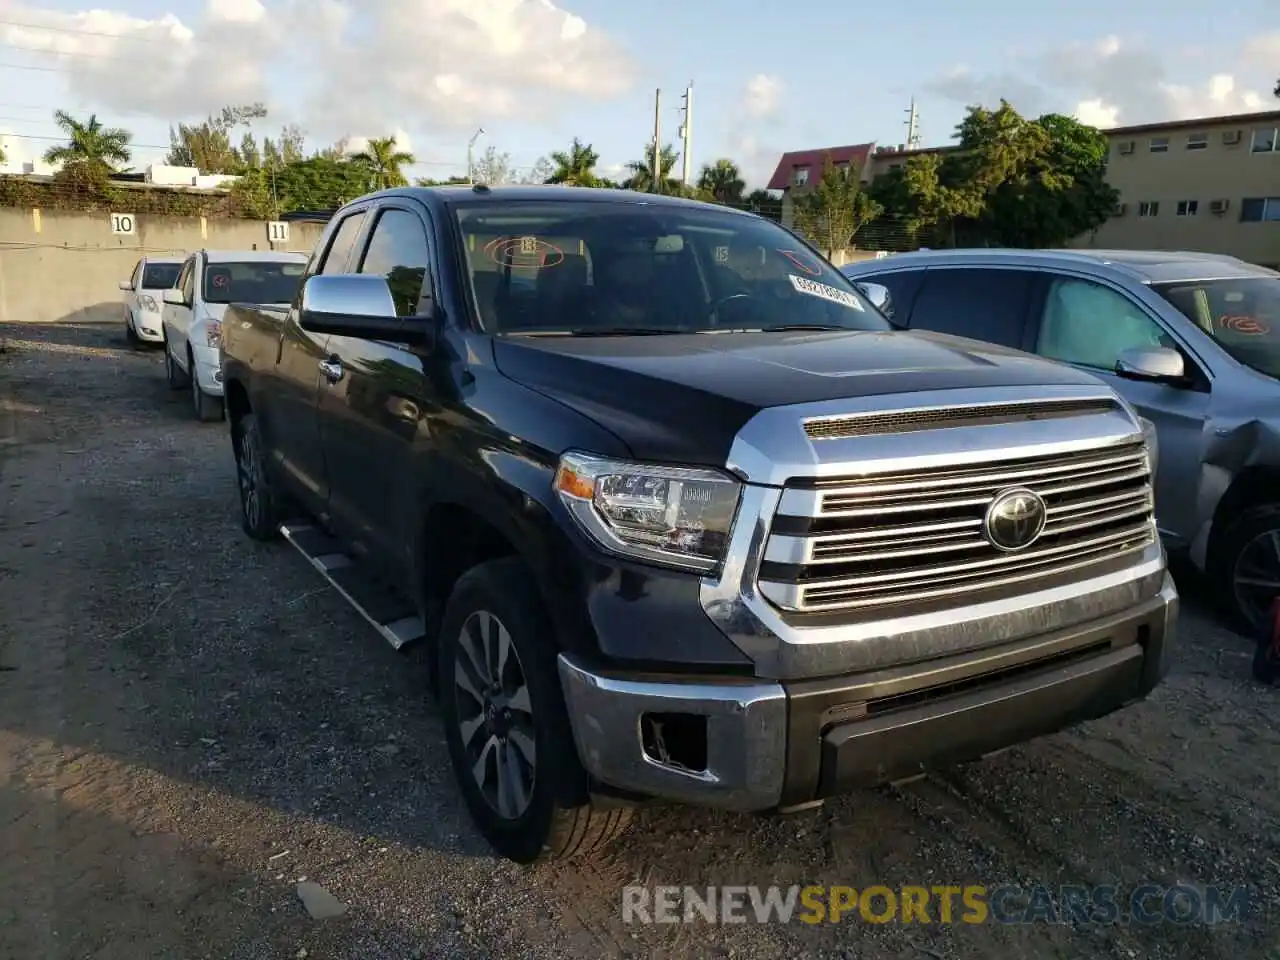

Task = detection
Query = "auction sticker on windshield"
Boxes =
[789,274,865,311]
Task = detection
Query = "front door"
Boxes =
[163,256,197,362]
[317,204,441,581]
[1028,274,1211,548]
[264,209,372,519]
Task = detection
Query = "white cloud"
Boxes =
[741,74,782,118]
[0,0,634,138]
[925,33,1277,129]
[345,129,415,157]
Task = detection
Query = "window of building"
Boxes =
[1139,201,1160,217]
[793,167,809,186]
[1176,200,1199,217]
[1240,197,1280,222]
[1186,133,1208,151]
[1251,128,1278,153]
[1149,137,1170,153]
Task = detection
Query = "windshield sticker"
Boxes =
[790,274,865,311]
[210,273,230,288]
[484,236,565,268]
[713,245,729,263]
[1219,315,1270,335]
[778,249,822,276]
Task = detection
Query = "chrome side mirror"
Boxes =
[162,288,186,306]
[300,274,397,320]
[1115,346,1185,383]
[118,280,132,292]
[855,281,893,320]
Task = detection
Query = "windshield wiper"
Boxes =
[717,324,849,333]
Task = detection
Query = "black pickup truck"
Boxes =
[220,185,1178,864]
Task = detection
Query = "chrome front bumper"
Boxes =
[558,573,1177,812]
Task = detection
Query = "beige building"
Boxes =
[1073,109,1280,267]
[769,108,1280,266]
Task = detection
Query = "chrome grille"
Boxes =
[758,440,1155,613]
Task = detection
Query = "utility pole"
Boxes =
[651,88,662,194]
[904,97,920,149]
[467,126,485,184]
[679,82,693,187]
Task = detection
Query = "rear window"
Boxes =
[203,261,306,305]
[141,263,181,289]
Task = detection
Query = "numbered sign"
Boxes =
[267,221,290,243]
[713,245,729,263]
[110,213,136,235]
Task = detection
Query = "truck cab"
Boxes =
[220,186,1176,864]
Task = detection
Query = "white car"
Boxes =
[162,249,309,421]
[118,256,183,346]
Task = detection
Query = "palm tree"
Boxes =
[623,143,680,194]
[697,159,746,205]
[43,110,131,170]
[349,136,414,190]
[547,137,600,186]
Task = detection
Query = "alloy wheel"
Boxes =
[453,610,536,820]
[236,428,261,530]
[1232,527,1280,630]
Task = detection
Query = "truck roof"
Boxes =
[365,184,759,216]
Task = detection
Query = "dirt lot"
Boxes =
[0,321,1276,960]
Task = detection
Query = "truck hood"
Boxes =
[492,329,1109,467]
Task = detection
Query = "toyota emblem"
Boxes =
[984,487,1047,552]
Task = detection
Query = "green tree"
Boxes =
[547,137,601,186]
[165,103,267,173]
[623,143,680,193]
[230,156,374,218]
[744,188,782,221]
[43,110,131,171]
[349,136,414,190]
[521,156,554,184]
[792,155,884,257]
[471,145,513,185]
[697,158,745,205]
[416,175,470,186]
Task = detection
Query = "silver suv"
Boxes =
[842,248,1280,634]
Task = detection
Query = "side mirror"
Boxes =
[1115,346,1185,383]
[298,274,435,348]
[162,288,186,306]
[855,281,894,320]
[118,280,132,292]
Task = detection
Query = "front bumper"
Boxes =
[558,572,1177,812]
[132,310,164,342]
[190,343,224,396]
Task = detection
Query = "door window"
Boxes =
[173,259,192,304]
[319,212,368,276]
[1035,277,1174,371]
[857,269,925,324]
[130,259,142,289]
[357,209,433,316]
[907,268,1035,348]
[181,258,196,304]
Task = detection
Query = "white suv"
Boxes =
[118,256,183,346]
[162,249,308,421]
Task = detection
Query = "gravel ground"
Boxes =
[0,321,1277,960]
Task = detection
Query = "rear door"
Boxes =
[266,208,371,519]
[903,267,1040,351]
[318,202,440,580]
[1025,272,1212,545]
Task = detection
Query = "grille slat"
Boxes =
[803,397,1119,440]
[759,439,1155,614]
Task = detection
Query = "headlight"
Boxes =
[139,294,159,312]
[554,451,742,572]
[205,320,222,348]
[1139,416,1158,477]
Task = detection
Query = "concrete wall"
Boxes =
[0,208,326,324]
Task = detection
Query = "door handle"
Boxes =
[319,358,344,383]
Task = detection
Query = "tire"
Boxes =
[190,348,225,422]
[438,557,634,863]
[165,341,189,390]
[231,412,281,541]
[1211,503,1280,635]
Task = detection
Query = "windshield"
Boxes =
[203,260,306,305]
[141,263,181,289]
[1151,276,1280,378]
[453,201,892,336]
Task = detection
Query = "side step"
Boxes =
[280,522,427,651]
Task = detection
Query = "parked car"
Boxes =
[118,256,183,346]
[161,249,308,422]
[841,248,1280,633]
[220,186,1176,864]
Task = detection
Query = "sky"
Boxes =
[0,0,1277,187]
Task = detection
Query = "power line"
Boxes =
[0,40,141,63]
[0,16,167,44]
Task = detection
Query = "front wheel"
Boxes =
[190,349,224,422]
[165,341,188,390]
[1214,504,1280,635]
[438,557,633,863]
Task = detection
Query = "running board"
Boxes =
[280,522,426,650]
